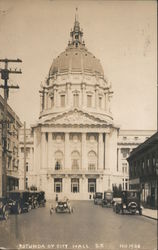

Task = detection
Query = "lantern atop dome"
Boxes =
[69,8,85,48]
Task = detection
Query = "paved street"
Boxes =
[0,201,157,250]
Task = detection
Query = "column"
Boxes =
[64,175,70,195]
[65,133,70,169]
[95,85,99,109]
[105,133,109,170]
[41,133,47,169]
[117,148,122,172]
[47,95,51,109]
[66,83,71,107]
[82,83,86,108]
[44,93,47,110]
[103,92,106,111]
[98,133,104,170]
[48,133,52,169]
[40,94,43,112]
[105,93,109,112]
[82,133,87,170]
[54,87,57,107]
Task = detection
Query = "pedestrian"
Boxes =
[50,204,54,215]
[56,194,58,202]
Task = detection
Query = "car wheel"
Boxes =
[17,204,22,214]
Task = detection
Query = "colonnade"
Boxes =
[39,131,110,171]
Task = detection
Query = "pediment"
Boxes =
[42,109,111,127]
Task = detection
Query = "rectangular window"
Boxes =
[88,164,96,171]
[54,178,62,193]
[71,178,79,193]
[72,159,79,170]
[51,96,54,107]
[73,93,79,107]
[88,179,96,193]
[60,95,65,107]
[87,95,92,107]
[122,163,128,173]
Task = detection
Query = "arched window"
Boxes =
[71,151,80,170]
[55,151,63,170]
[88,151,97,170]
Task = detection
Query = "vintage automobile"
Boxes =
[37,191,46,207]
[7,190,30,214]
[102,191,114,207]
[55,197,73,213]
[93,192,103,205]
[28,191,39,209]
[114,190,142,215]
[0,197,10,220]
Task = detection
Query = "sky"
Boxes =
[0,0,157,130]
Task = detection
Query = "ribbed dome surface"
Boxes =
[49,46,104,77]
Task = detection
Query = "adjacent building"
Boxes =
[127,132,158,208]
[0,95,22,195]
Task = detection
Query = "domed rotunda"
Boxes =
[32,13,119,200]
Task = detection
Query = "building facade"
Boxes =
[117,130,154,191]
[31,17,119,200]
[19,128,34,190]
[0,95,22,195]
[127,132,158,209]
[18,17,155,200]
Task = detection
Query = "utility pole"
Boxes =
[23,121,26,190]
[0,58,22,197]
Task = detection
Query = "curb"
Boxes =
[142,214,158,220]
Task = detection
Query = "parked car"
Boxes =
[112,197,122,212]
[93,192,103,205]
[102,191,113,207]
[55,197,73,213]
[28,191,39,209]
[114,190,142,215]
[7,191,30,214]
[37,191,46,207]
[0,197,10,220]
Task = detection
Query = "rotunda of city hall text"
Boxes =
[32,15,119,200]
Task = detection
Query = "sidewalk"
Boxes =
[142,208,158,220]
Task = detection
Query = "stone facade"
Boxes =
[128,132,158,208]
[18,16,156,200]
[0,95,22,195]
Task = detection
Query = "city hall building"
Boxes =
[19,17,155,200]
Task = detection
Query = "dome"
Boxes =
[49,14,104,78]
[49,46,104,77]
